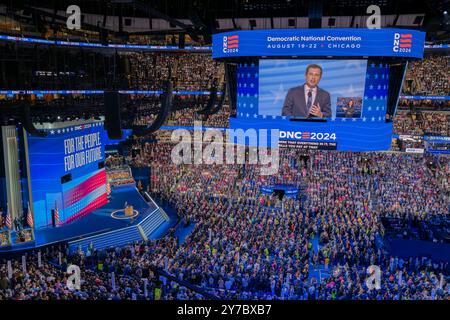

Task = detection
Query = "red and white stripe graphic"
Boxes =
[399,34,412,48]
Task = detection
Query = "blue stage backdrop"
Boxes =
[27,122,108,228]
[213,28,425,59]
[231,60,393,151]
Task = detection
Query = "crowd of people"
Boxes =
[1,135,449,300]
[402,55,449,96]
[122,141,449,300]
[398,99,450,111]
[123,52,224,91]
[393,111,450,137]
[0,243,203,300]
[121,95,231,128]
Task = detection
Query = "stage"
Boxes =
[0,185,175,254]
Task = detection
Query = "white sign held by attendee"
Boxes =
[143,278,148,298]
[111,272,116,291]
[37,251,42,268]
[22,256,27,274]
[7,260,12,279]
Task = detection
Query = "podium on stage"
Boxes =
[124,205,134,217]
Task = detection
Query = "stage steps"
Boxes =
[68,207,167,253]
[68,225,142,253]
[139,208,168,236]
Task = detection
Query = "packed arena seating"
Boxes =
[0,242,204,300]
[10,134,444,300]
[1,1,450,306]
[0,77,449,302]
[105,155,136,186]
[398,99,450,111]
[106,140,449,300]
[121,94,231,128]
[402,55,449,96]
[123,52,225,91]
[393,111,450,137]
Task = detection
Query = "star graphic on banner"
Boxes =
[50,130,55,134]
[368,107,372,111]
[263,115,267,119]
[272,115,276,119]
[253,114,258,118]
[254,93,258,98]
[331,118,336,121]
[250,103,254,108]
[243,83,247,88]
[270,84,287,105]
[246,113,249,117]
[57,130,61,134]
[250,83,254,88]
[341,118,346,122]
[371,117,375,121]
[364,96,368,100]
[378,116,382,121]
[369,85,374,90]
[254,73,258,78]
[363,117,367,122]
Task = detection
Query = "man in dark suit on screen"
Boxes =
[281,64,332,118]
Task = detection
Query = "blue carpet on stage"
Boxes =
[24,185,161,248]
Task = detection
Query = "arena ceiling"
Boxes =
[0,0,448,41]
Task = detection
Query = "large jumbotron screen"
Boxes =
[26,122,107,228]
[258,59,368,118]
[229,58,393,151]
